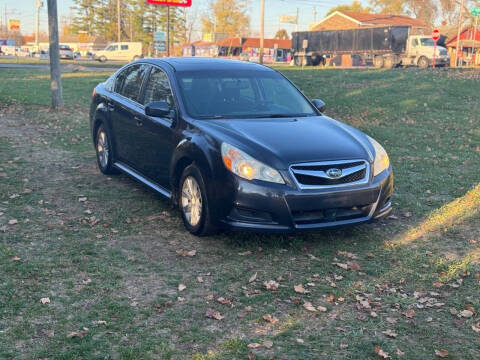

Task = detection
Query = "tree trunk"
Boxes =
[47,0,63,108]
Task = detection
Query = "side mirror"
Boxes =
[312,99,326,113]
[145,101,171,118]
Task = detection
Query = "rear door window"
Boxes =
[121,44,129,50]
[142,67,174,107]
[114,64,149,103]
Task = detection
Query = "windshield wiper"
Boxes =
[251,113,311,118]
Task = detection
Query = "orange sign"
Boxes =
[146,0,192,7]
[8,19,20,31]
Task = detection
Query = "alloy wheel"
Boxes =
[181,176,203,227]
[97,130,109,168]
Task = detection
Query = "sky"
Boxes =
[1,0,371,39]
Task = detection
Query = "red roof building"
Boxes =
[445,26,480,66]
[311,11,427,34]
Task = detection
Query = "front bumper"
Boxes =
[218,167,393,233]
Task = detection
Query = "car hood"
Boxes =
[198,116,373,170]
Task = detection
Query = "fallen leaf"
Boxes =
[263,280,279,291]
[348,261,361,271]
[327,294,335,302]
[263,314,279,324]
[8,219,18,225]
[432,282,444,288]
[12,256,21,262]
[404,309,416,318]
[263,340,273,349]
[247,343,260,349]
[375,346,391,359]
[472,323,480,333]
[197,276,204,283]
[334,262,348,270]
[238,251,252,256]
[382,329,398,338]
[449,308,458,315]
[360,300,371,309]
[434,349,449,358]
[340,343,348,349]
[178,284,186,292]
[334,274,344,281]
[94,320,107,325]
[386,317,397,324]
[40,297,50,304]
[337,250,358,259]
[249,272,257,283]
[67,327,89,338]
[217,297,232,306]
[205,308,224,320]
[317,306,327,312]
[176,249,196,257]
[294,284,309,294]
[459,310,473,318]
[296,338,304,344]
[396,348,405,356]
[78,197,87,202]
[464,305,475,314]
[82,278,92,285]
[303,301,317,312]
[370,311,378,318]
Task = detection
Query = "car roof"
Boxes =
[143,57,274,72]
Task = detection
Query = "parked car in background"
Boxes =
[93,42,142,62]
[59,44,74,60]
[90,58,393,236]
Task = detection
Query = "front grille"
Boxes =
[292,205,372,225]
[290,160,369,189]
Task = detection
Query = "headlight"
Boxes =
[368,136,390,176]
[221,143,285,184]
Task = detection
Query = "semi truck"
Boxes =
[292,26,449,68]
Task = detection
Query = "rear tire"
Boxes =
[384,56,394,69]
[179,164,217,236]
[95,123,117,175]
[374,55,384,69]
[99,56,107,63]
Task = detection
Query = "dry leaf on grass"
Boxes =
[347,261,361,271]
[382,329,398,338]
[317,306,327,312]
[434,349,449,358]
[432,282,444,288]
[93,320,107,325]
[294,284,309,294]
[472,323,480,333]
[337,250,358,259]
[205,308,224,320]
[375,346,391,359]
[263,314,279,324]
[334,262,348,270]
[197,276,204,283]
[249,272,257,283]
[263,280,279,291]
[82,278,92,285]
[263,340,273,349]
[217,297,233,306]
[8,219,18,225]
[178,284,186,292]
[303,301,317,312]
[396,348,405,356]
[238,251,252,256]
[248,343,261,349]
[40,297,50,304]
[176,249,196,257]
[386,317,397,324]
[11,256,20,261]
[459,310,473,318]
[67,327,89,338]
[404,309,416,318]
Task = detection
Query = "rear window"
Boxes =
[121,45,129,50]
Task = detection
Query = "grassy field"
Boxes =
[0,66,479,359]
[0,56,125,68]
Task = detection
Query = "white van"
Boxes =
[94,42,142,62]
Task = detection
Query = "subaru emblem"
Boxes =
[326,168,342,179]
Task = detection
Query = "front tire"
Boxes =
[179,164,217,236]
[99,56,107,63]
[374,55,384,68]
[418,56,429,69]
[95,124,117,175]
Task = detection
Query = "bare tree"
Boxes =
[47,0,63,108]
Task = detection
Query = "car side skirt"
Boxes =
[114,162,172,199]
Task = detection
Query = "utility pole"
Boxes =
[296,8,299,32]
[35,1,43,50]
[167,5,170,57]
[117,0,121,43]
[47,0,63,108]
[259,0,265,64]
[455,0,465,67]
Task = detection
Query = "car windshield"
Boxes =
[176,70,317,119]
[420,38,435,46]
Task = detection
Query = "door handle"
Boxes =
[134,116,143,127]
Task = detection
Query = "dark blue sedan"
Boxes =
[90,58,393,236]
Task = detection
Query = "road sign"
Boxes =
[154,31,166,41]
[8,19,20,31]
[472,7,480,17]
[146,0,192,7]
[279,15,297,24]
[432,29,440,42]
[432,29,440,68]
